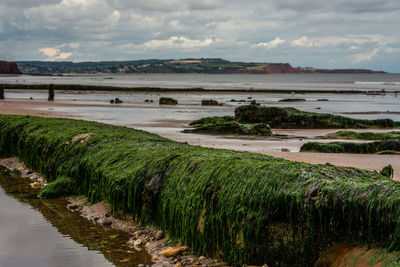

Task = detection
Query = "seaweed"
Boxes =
[300,139,400,154]
[328,131,400,140]
[235,105,400,129]
[2,115,400,265]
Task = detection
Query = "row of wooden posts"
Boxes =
[0,84,55,101]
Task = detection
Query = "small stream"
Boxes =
[0,166,152,267]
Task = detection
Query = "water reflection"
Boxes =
[0,166,152,267]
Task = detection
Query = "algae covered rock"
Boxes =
[201,99,222,106]
[234,105,400,129]
[185,120,271,136]
[300,139,400,154]
[159,97,178,105]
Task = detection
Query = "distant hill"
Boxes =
[15,58,385,75]
[0,60,22,74]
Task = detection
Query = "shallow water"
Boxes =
[1,73,400,91]
[0,167,152,267]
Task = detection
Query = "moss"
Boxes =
[329,131,400,140]
[300,140,400,154]
[235,105,400,129]
[2,115,400,265]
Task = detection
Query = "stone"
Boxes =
[174,263,182,267]
[138,264,144,267]
[159,97,178,105]
[29,182,41,189]
[159,246,188,257]
[155,230,164,240]
[133,239,142,247]
[102,218,112,226]
[198,256,206,261]
[201,99,222,106]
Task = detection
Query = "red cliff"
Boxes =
[0,61,22,74]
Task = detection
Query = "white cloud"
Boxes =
[39,43,79,61]
[257,37,286,49]
[127,36,215,51]
[351,48,379,63]
[291,36,317,47]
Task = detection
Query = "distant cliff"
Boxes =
[16,59,385,74]
[0,61,22,74]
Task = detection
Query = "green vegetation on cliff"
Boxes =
[2,115,400,265]
[235,105,400,129]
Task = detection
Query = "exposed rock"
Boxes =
[110,98,123,104]
[102,218,112,226]
[201,99,222,106]
[159,246,189,257]
[0,61,22,74]
[159,97,178,105]
[133,239,143,247]
[155,230,164,240]
[278,98,306,102]
[29,181,42,189]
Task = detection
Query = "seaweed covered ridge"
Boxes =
[2,115,400,265]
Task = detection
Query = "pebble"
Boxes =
[102,218,112,226]
[155,230,164,240]
[134,239,142,247]
[138,264,144,267]
[198,256,206,261]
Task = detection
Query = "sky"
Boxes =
[0,0,399,72]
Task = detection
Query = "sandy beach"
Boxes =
[1,95,399,180]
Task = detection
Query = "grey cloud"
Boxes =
[0,0,399,72]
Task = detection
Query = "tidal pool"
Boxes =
[0,166,152,267]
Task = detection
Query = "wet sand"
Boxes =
[1,98,399,180]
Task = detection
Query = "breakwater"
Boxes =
[1,115,400,265]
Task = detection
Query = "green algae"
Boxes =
[2,115,400,265]
[235,105,400,129]
[328,131,400,140]
[300,140,400,154]
[186,115,272,136]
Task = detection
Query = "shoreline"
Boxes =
[0,157,227,267]
[2,83,399,95]
[0,98,399,180]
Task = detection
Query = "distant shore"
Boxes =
[1,83,399,95]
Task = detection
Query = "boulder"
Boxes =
[159,97,178,105]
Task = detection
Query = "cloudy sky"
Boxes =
[1,0,399,72]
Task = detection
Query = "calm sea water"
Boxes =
[1,73,400,91]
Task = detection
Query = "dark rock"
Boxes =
[278,98,306,102]
[201,99,222,106]
[155,230,164,240]
[102,218,112,226]
[159,97,178,105]
[66,204,79,211]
